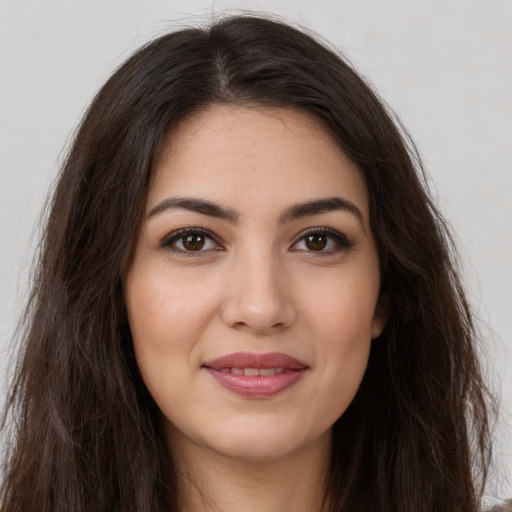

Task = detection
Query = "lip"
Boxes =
[203,351,308,398]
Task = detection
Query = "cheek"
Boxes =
[125,265,221,416]
[297,270,377,414]
[126,264,220,350]
[300,267,380,343]
[124,266,225,413]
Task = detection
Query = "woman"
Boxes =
[0,15,495,512]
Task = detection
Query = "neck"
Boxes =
[169,430,332,512]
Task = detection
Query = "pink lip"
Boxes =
[203,352,308,398]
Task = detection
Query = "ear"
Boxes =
[371,295,389,340]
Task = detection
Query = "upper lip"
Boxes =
[203,351,308,370]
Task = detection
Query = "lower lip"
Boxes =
[205,368,307,398]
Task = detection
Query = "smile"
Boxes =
[219,367,286,375]
[203,352,308,398]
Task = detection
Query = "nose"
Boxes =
[221,249,296,334]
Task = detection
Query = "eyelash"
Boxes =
[160,227,223,255]
[291,227,355,255]
[159,226,354,255]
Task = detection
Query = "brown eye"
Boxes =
[182,234,205,251]
[305,234,327,251]
[291,228,354,254]
[161,229,220,253]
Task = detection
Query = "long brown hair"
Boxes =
[1,15,495,512]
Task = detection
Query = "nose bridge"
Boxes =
[222,241,294,332]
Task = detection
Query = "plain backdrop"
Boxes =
[1,0,511,501]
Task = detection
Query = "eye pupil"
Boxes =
[182,234,205,251]
[305,234,327,251]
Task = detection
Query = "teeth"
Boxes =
[220,367,287,376]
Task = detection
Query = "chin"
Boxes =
[171,413,333,463]
[213,434,306,461]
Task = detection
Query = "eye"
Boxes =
[291,228,354,254]
[160,228,222,254]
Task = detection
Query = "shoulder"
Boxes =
[489,499,512,511]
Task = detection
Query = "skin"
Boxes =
[125,105,385,512]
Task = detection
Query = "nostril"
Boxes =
[229,320,287,334]
[220,291,296,333]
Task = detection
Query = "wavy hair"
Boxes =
[1,15,494,512]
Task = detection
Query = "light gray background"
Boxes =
[1,0,510,501]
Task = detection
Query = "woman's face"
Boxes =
[125,105,384,462]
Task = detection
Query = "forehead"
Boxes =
[149,105,369,220]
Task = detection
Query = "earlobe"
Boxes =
[371,297,389,340]
[371,316,386,339]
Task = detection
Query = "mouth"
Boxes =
[217,367,287,376]
[202,352,308,398]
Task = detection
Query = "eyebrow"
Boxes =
[147,196,363,224]
[279,197,363,224]
[148,197,240,222]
